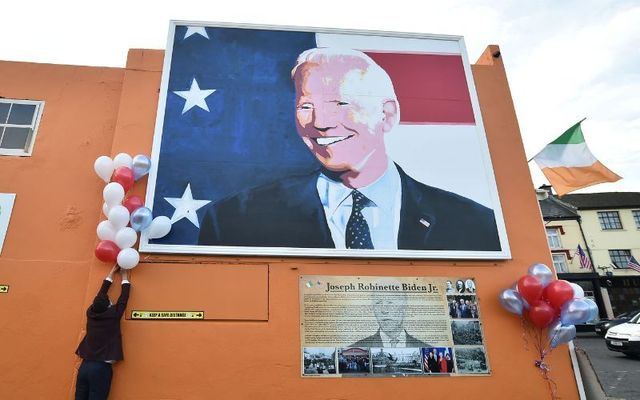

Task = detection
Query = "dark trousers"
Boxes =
[75,360,113,400]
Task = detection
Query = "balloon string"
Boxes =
[521,318,559,400]
[520,316,531,351]
[532,326,559,400]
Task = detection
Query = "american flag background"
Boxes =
[627,255,640,273]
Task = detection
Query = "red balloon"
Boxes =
[528,301,556,328]
[111,167,134,193]
[517,275,544,305]
[543,280,574,310]
[123,195,144,213]
[95,240,120,262]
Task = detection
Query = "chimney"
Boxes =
[538,184,554,196]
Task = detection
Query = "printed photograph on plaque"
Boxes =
[299,275,489,377]
[302,347,337,375]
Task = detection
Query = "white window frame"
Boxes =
[545,227,562,249]
[551,253,568,273]
[0,99,45,157]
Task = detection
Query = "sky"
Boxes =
[2,0,638,194]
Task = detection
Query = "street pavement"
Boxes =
[574,333,640,399]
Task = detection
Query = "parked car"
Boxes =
[595,310,640,337]
[604,312,640,356]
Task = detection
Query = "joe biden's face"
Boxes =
[372,294,406,337]
[294,62,392,178]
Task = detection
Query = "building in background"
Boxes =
[538,186,640,318]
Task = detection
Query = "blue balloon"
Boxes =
[132,154,151,181]
[583,298,599,321]
[548,320,576,348]
[130,207,153,232]
[498,289,524,315]
[560,299,591,325]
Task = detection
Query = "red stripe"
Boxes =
[365,52,475,124]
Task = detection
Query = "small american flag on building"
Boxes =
[576,244,592,270]
[627,255,640,273]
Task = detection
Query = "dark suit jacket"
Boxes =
[76,280,130,361]
[199,165,500,251]
[349,330,429,348]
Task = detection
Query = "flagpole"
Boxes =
[526,117,587,163]
[577,217,595,272]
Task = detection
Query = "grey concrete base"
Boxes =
[574,346,609,400]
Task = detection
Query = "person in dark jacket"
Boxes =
[75,265,130,400]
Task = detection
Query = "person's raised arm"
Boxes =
[120,268,129,284]
[97,265,119,296]
[115,268,131,317]
[106,265,120,282]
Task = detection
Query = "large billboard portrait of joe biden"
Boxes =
[141,21,511,259]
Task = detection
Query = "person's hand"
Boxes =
[108,265,120,280]
[121,268,129,282]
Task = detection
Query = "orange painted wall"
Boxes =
[0,46,580,399]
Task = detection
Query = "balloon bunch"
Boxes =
[498,263,598,399]
[93,153,172,269]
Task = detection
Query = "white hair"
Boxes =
[291,47,400,112]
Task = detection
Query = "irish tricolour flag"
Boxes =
[533,120,621,196]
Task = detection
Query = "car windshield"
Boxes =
[615,312,629,319]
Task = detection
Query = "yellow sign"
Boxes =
[131,310,204,320]
[0,285,8,293]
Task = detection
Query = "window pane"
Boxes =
[546,228,561,249]
[552,254,567,273]
[633,210,640,229]
[609,249,631,268]
[0,102,10,123]
[0,127,31,150]
[598,211,622,230]
[7,103,36,125]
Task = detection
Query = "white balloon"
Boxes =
[113,153,133,169]
[108,205,130,229]
[94,156,114,183]
[147,216,172,239]
[117,248,139,270]
[115,227,138,249]
[570,282,585,299]
[103,182,125,206]
[96,220,118,241]
[102,203,111,218]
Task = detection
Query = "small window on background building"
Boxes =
[609,249,631,268]
[545,227,562,249]
[633,210,640,229]
[0,99,45,156]
[597,211,623,230]
[552,253,568,273]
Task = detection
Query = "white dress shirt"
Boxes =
[316,162,402,249]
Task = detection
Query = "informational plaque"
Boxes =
[300,275,489,377]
